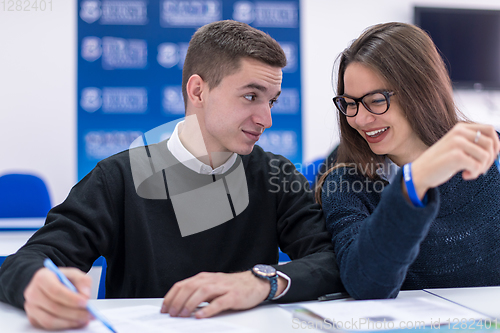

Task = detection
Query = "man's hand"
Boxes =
[23,267,92,330]
[161,271,287,319]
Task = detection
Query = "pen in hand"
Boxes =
[43,258,117,333]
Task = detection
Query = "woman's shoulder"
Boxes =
[321,165,386,209]
[322,165,387,188]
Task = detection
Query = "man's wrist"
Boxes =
[250,264,278,301]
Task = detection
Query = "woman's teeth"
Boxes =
[366,127,388,137]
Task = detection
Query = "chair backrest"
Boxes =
[0,173,51,218]
[301,158,325,185]
[98,257,107,299]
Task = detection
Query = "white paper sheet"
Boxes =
[300,297,485,331]
[64,305,257,333]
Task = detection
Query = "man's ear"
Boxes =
[186,74,206,108]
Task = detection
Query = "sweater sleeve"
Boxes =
[271,159,344,302]
[0,164,119,309]
[321,168,440,300]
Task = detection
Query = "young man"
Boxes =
[0,20,342,330]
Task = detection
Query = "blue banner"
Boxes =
[78,0,302,180]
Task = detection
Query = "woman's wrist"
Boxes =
[402,163,428,207]
[409,160,431,200]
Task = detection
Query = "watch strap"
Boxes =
[265,273,278,301]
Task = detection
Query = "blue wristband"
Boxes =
[403,163,427,208]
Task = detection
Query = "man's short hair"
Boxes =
[182,20,287,107]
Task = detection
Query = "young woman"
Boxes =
[317,22,500,299]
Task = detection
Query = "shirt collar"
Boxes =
[376,156,400,183]
[167,121,238,175]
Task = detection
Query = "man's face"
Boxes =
[200,58,282,155]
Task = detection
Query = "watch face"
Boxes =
[253,264,277,277]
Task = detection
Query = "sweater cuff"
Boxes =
[272,271,291,300]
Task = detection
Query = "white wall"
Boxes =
[0,1,76,206]
[2,0,500,206]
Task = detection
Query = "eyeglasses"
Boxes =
[333,90,395,117]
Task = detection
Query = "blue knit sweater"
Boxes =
[322,164,500,299]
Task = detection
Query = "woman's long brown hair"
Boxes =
[315,22,465,205]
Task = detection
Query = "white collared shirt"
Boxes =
[376,156,400,184]
[167,121,237,175]
[165,121,291,299]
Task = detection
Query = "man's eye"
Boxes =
[244,94,256,101]
[269,99,278,108]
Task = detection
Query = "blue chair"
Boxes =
[93,256,107,299]
[301,158,325,186]
[0,173,51,218]
[278,249,290,263]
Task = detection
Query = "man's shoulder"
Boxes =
[97,140,171,168]
[96,148,131,169]
[241,145,308,190]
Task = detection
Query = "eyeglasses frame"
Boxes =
[333,90,395,117]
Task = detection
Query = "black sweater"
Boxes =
[0,142,342,309]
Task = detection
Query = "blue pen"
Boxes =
[43,258,117,333]
[495,154,500,173]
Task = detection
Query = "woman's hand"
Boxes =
[409,122,500,200]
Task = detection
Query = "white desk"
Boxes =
[0,231,103,299]
[0,290,466,333]
[0,218,45,259]
[1,298,301,333]
[0,217,45,229]
[0,231,36,257]
[424,286,500,320]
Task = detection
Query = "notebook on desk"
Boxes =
[282,297,499,332]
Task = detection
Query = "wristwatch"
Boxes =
[251,264,278,301]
